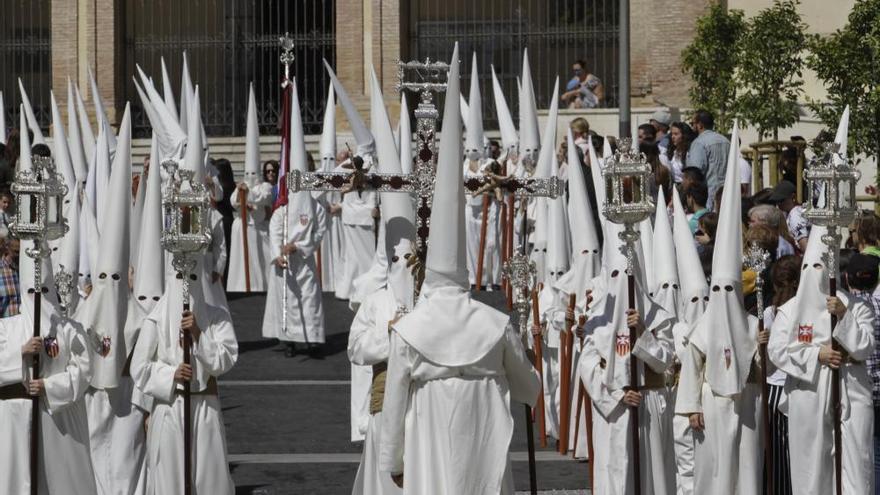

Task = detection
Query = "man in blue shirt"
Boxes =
[687,110,730,210]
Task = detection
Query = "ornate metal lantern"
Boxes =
[9,155,68,250]
[803,142,860,230]
[601,138,654,252]
[503,254,538,338]
[160,159,212,280]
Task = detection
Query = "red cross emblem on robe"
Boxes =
[100,336,112,357]
[798,324,813,344]
[43,336,59,359]
[615,334,630,357]
[299,214,309,226]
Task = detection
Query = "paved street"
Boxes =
[222,291,591,494]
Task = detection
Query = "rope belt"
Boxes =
[370,362,388,415]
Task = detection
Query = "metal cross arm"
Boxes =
[464,174,561,199]
[287,168,420,195]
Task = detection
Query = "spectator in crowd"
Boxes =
[637,123,656,145]
[685,181,710,234]
[768,180,809,252]
[264,159,280,205]
[666,122,696,183]
[31,143,51,158]
[561,59,604,109]
[0,191,12,232]
[570,117,591,156]
[850,210,880,258]
[687,109,730,210]
[843,252,880,491]
[751,187,774,206]
[212,158,237,282]
[680,166,706,196]
[695,211,717,279]
[0,234,19,317]
[0,129,19,191]
[748,204,797,258]
[737,137,753,196]
[650,108,672,155]
[762,254,801,495]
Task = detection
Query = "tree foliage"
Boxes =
[807,0,880,172]
[681,4,745,134]
[736,0,807,141]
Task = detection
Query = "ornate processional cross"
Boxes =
[287,57,560,265]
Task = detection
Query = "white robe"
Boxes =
[378,324,541,495]
[0,314,96,495]
[261,199,327,343]
[335,190,378,300]
[768,296,875,494]
[227,182,273,292]
[675,317,763,495]
[203,209,229,308]
[579,325,677,495]
[464,159,502,287]
[348,288,403,495]
[131,303,238,495]
[316,191,346,293]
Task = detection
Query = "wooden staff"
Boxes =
[757,299,771,493]
[505,194,516,309]
[530,285,547,448]
[315,247,323,290]
[237,187,252,293]
[183,298,193,495]
[558,293,576,454]
[475,194,491,292]
[500,199,508,292]
[30,284,41,495]
[627,273,642,495]
[830,276,842,495]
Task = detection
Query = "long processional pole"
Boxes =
[9,154,68,495]
[802,141,860,495]
[744,243,772,493]
[279,34,295,332]
[160,160,213,495]
[600,138,655,495]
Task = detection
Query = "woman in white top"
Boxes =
[665,122,696,183]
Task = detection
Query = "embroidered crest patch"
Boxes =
[724,348,731,369]
[299,214,309,226]
[99,336,112,357]
[43,336,59,359]
[615,334,630,357]
[798,324,813,344]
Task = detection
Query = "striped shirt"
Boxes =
[852,287,880,404]
[0,258,20,317]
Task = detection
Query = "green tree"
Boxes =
[736,0,807,141]
[807,0,880,175]
[681,4,745,134]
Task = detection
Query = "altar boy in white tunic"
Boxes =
[349,68,410,495]
[675,123,764,495]
[228,83,273,292]
[261,79,327,352]
[378,45,541,495]
[0,131,96,495]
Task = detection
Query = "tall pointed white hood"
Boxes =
[180,51,194,131]
[545,155,571,281]
[160,56,180,123]
[324,60,376,160]
[66,79,88,185]
[18,79,46,144]
[82,104,132,389]
[183,87,205,183]
[319,81,337,171]
[398,94,412,174]
[555,129,601,300]
[74,83,96,164]
[393,43,508,368]
[491,65,518,155]
[49,91,77,193]
[136,65,187,160]
[89,68,117,156]
[530,78,560,256]
[690,122,755,397]
[244,83,262,185]
[651,188,679,316]
[464,53,485,160]
[93,121,112,232]
[672,187,708,325]
[133,135,165,314]
[518,49,540,162]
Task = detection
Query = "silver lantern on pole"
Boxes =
[159,158,211,495]
[801,140,860,495]
[9,153,68,495]
[600,136,654,495]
